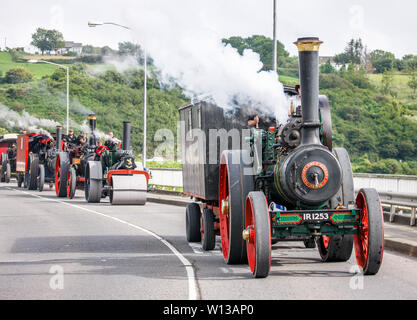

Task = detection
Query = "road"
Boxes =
[1,182,417,300]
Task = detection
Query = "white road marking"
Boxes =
[7,187,200,300]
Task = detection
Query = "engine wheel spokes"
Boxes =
[354,188,384,275]
[218,150,254,265]
[245,191,271,278]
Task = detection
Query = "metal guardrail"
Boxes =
[378,191,417,226]
[149,168,417,226]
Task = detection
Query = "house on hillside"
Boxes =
[319,56,343,70]
[57,41,83,55]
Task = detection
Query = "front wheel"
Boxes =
[69,167,76,199]
[354,188,384,275]
[244,191,271,278]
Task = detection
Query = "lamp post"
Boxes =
[28,59,70,135]
[273,0,278,73]
[88,21,148,169]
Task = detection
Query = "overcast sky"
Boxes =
[0,0,415,58]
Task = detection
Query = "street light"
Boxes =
[88,21,148,169]
[273,0,278,73]
[28,59,70,135]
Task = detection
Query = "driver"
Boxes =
[104,132,118,151]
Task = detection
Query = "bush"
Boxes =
[319,74,354,90]
[4,67,33,84]
[63,51,78,57]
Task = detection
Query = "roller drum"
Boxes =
[110,174,147,205]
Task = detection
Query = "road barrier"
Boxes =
[149,168,417,226]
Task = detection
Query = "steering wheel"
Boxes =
[96,145,109,157]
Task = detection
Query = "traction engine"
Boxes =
[183,37,384,278]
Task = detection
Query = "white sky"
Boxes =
[0,0,415,58]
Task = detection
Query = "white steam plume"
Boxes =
[0,103,61,136]
[124,1,289,123]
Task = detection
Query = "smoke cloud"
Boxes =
[124,1,289,123]
[0,103,61,136]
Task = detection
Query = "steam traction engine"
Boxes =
[55,114,101,199]
[182,38,384,278]
[84,121,149,205]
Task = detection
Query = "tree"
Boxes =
[118,41,145,64]
[82,45,101,55]
[4,67,33,84]
[320,60,336,74]
[334,39,365,66]
[381,71,394,97]
[370,50,395,73]
[408,71,417,99]
[222,35,290,70]
[31,28,65,55]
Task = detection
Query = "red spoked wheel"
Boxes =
[244,191,271,278]
[55,156,69,197]
[354,188,384,275]
[218,150,254,265]
[96,145,109,158]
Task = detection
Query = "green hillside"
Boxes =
[1,36,417,174]
[0,52,69,79]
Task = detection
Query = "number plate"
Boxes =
[302,212,330,222]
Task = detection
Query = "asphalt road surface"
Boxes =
[1,182,416,300]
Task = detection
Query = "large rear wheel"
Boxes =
[354,188,384,275]
[244,191,271,278]
[219,150,254,265]
[38,164,45,192]
[28,155,38,190]
[55,155,70,197]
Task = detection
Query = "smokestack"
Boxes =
[294,37,323,145]
[88,114,97,146]
[123,121,131,150]
[56,126,62,150]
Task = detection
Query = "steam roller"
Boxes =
[85,121,149,205]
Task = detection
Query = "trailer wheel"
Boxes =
[55,155,70,198]
[219,150,254,265]
[69,167,76,199]
[5,163,11,183]
[354,188,384,275]
[38,164,45,192]
[244,191,271,278]
[201,209,215,251]
[84,163,101,203]
[186,203,201,243]
[28,156,38,190]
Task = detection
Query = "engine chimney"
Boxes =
[123,121,131,150]
[294,37,323,145]
[88,114,97,146]
[56,126,62,151]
